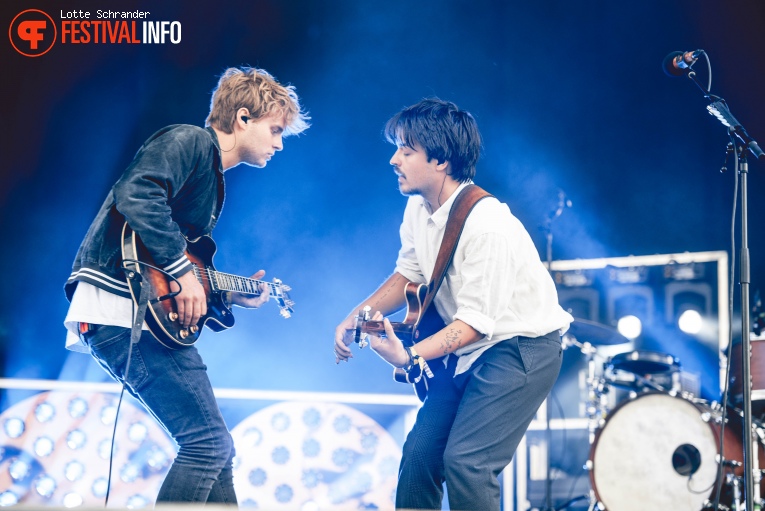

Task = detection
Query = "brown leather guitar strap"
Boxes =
[420,184,493,316]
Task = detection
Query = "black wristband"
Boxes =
[402,346,415,372]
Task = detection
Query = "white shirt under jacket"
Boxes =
[394,182,574,376]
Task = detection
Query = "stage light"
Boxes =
[4,418,25,438]
[100,404,117,425]
[33,437,54,457]
[0,490,20,506]
[231,401,400,509]
[98,438,114,459]
[91,477,108,497]
[64,461,84,481]
[617,315,642,340]
[35,402,55,423]
[126,494,150,507]
[34,475,56,498]
[678,309,703,334]
[120,462,140,483]
[62,491,83,508]
[68,398,88,418]
[9,459,30,481]
[146,446,170,469]
[128,422,148,443]
[609,266,648,284]
[0,391,175,506]
[66,429,87,450]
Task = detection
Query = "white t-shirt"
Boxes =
[64,281,147,353]
[394,182,573,375]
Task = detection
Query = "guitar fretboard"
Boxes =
[198,268,283,296]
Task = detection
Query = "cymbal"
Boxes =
[565,318,631,345]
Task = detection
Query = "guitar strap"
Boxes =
[420,184,493,317]
[127,270,151,346]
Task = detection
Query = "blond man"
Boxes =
[64,67,308,504]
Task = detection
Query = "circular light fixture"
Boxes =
[33,437,55,457]
[678,309,703,335]
[68,398,89,419]
[617,315,642,340]
[34,403,55,423]
[35,475,57,498]
[66,429,87,450]
[4,418,25,438]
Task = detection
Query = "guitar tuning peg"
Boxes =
[282,285,292,291]
[273,278,283,284]
[280,310,291,319]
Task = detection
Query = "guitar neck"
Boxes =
[355,321,415,341]
[203,269,274,296]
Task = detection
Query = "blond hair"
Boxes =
[206,67,309,136]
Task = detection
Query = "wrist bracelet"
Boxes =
[402,346,415,372]
[410,347,434,378]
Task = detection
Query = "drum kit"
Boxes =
[558,319,765,511]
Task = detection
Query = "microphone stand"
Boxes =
[541,190,570,511]
[682,65,764,511]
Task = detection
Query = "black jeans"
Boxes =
[396,331,563,511]
[82,325,237,504]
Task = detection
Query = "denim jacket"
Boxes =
[65,124,225,301]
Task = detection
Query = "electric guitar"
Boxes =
[347,281,445,401]
[121,223,294,348]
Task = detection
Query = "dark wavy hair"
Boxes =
[384,98,482,182]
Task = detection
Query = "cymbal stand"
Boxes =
[561,336,609,511]
[541,189,571,511]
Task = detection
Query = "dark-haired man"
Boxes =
[334,98,572,510]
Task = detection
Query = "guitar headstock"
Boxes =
[271,278,294,318]
[353,306,374,348]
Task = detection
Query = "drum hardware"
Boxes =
[563,335,610,443]
[559,332,613,511]
[585,391,764,511]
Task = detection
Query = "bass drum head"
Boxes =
[590,392,721,511]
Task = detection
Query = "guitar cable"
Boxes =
[99,261,182,507]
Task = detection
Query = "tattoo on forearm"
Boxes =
[371,274,402,309]
[441,328,463,355]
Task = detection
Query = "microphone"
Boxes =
[663,50,704,77]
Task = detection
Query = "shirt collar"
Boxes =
[426,181,473,230]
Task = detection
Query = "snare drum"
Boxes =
[605,350,681,393]
[589,392,755,511]
[608,349,680,375]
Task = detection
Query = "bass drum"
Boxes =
[589,392,754,511]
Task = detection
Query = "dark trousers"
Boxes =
[82,325,237,505]
[396,331,563,511]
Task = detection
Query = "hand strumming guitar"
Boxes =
[171,271,207,328]
[366,311,411,369]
